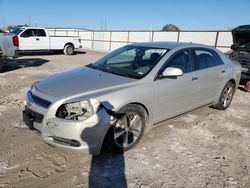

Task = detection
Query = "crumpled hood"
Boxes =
[35,67,135,98]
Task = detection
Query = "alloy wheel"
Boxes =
[221,85,233,108]
[113,112,143,148]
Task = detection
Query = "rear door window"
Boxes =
[36,29,46,37]
[194,49,224,69]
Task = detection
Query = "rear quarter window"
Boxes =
[194,48,224,69]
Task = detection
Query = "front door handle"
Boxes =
[192,76,198,81]
[221,70,226,73]
[36,38,40,41]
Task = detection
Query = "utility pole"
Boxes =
[104,20,107,30]
[2,19,6,29]
[100,20,103,30]
[28,16,31,26]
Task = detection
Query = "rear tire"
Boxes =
[104,104,147,153]
[213,82,235,110]
[63,44,75,55]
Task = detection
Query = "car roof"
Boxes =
[17,27,45,30]
[129,41,209,50]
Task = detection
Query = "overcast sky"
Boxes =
[0,0,249,30]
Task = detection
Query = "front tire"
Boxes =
[213,82,235,110]
[105,104,147,153]
[63,44,75,55]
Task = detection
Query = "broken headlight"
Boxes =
[56,99,100,121]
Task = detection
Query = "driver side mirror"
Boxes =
[162,67,183,77]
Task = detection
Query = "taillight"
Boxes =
[12,36,19,47]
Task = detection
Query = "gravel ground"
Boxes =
[0,50,249,188]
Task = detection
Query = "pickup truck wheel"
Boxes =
[64,45,75,55]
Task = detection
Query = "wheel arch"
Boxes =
[227,78,237,91]
[101,102,150,153]
[129,102,150,125]
[228,79,236,86]
[101,101,151,125]
[64,42,74,48]
[218,78,237,100]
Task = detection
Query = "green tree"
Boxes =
[6,24,29,31]
[162,24,180,31]
[0,29,6,33]
[7,25,14,31]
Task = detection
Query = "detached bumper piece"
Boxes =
[22,110,34,130]
[23,107,44,130]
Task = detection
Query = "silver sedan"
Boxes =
[22,42,242,155]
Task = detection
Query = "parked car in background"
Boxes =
[22,42,241,155]
[230,25,250,91]
[4,27,82,56]
[0,33,17,71]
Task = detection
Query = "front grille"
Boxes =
[25,106,44,123]
[28,91,51,108]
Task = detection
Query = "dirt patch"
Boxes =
[0,50,249,187]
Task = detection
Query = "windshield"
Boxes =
[10,28,24,35]
[87,46,168,79]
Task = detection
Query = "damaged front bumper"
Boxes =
[23,90,113,155]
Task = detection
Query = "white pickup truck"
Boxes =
[4,27,82,56]
[0,32,17,71]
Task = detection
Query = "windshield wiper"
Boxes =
[87,64,137,79]
[86,63,99,70]
[104,66,137,79]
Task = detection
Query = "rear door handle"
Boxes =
[192,76,198,81]
[36,38,40,41]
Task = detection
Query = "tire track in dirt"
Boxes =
[0,95,24,109]
[0,82,29,91]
